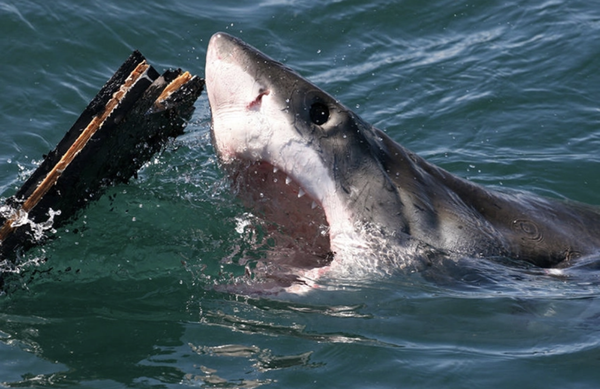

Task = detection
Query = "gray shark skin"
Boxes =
[205,32,600,286]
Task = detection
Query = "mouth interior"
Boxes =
[228,160,333,270]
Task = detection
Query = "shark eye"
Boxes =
[309,102,329,125]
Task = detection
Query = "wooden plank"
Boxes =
[0,51,204,264]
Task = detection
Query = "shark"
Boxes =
[204,32,600,291]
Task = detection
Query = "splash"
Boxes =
[208,215,440,295]
[0,205,60,243]
[327,222,437,278]
[0,204,60,280]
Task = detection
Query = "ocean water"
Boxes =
[1,0,600,387]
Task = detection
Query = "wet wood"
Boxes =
[0,51,204,263]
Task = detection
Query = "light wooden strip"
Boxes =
[154,71,193,110]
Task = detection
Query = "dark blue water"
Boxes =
[1,0,600,387]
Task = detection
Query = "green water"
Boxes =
[1,0,600,387]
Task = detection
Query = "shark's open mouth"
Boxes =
[224,159,333,271]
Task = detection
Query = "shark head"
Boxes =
[205,32,421,284]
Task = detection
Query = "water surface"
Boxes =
[1,0,600,387]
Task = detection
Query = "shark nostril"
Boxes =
[247,89,270,111]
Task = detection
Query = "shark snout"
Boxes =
[206,32,237,64]
[206,33,260,119]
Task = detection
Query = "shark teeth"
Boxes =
[298,188,305,198]
[285,176,292,185]
[311,201,317,209]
